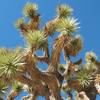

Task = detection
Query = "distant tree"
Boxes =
[0,2,100,100]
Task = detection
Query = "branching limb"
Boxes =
[22,94,34,100]
[16,74,33,86]
[34,54,50,64]
[7,90,19,100]
[24,51,43,79]
[94,60,100,68]
[73,58,82,65]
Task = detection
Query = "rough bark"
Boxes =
[82,83,98,100]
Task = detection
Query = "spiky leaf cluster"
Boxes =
[57,4,73,18]
[84,51,98,71]
[15,18,24,29]
[85,51,97,63]
[70,35,83,52]
[85,62,97,71]
[25,30,47,49]
[0,48,8,55]
[45,4,79,36]
[57,18,79,34]
[45,19,59,36]
[56,4,79,35]
[23,2,38,18]
[12,83,23,93]
[63,34,83,57]
[0,48,24,81]
[77,69,94,88]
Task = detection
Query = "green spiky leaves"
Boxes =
[77,69,94,88]
[0,48,8,55]
[45,4,79,36]
[15,18,29,34]
[57,18,79,34]
[56,4,77,35]
[0,48,24,81]
[85,51,98,70]
[12,83,23,93]
[25,30,47,49]
[15,18,24,29]
[45,19,59,36]
[57,4,73,18]
[23,2,38,18]
[85,62,97,71]
[85,51,97,63]
[71,35,83,52]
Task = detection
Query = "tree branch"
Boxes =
[22,94,34,100]
[7,90,19,100]
[16,74,33,86]
[34,54,50,64]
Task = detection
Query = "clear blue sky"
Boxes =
[0,0,100,100]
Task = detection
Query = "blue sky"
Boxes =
[0,0,100,100]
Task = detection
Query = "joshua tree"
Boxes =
[0,2,100,100]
